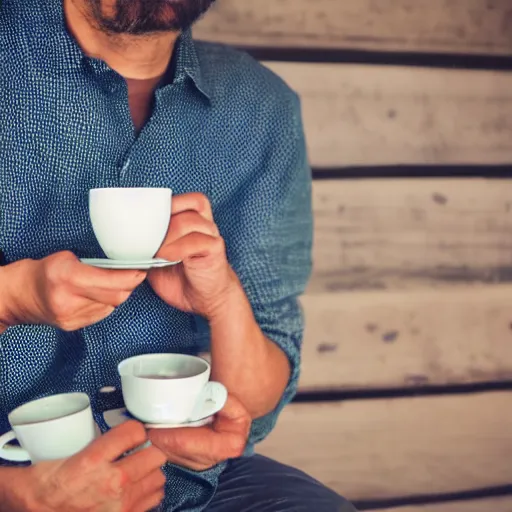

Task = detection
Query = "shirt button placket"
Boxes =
[120,157,131,181]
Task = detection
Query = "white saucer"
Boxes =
[144,416,215,429]
[103,408,217,430]
[103,386,227,430]
[80,258,180,270]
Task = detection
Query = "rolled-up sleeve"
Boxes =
[224,90,313,445]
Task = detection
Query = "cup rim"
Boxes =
[89,187,173,194]
[8,392,91,428]
[118,353,210,381]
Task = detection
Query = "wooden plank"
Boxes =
[195,0,512,56]
[262,63,512,167]
[376,497,512,512]
[257,392,512,500]
[299,287,512,391]
[204,284,512,391]
[309,179,512,293]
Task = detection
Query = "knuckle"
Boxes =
[193,458,214,471]
[47,251,74,276]
[123,420,148,446]
[139,489,165,512]
[241,414,252,434]
[194,192,210,208]
[44,252,78,291]
[153,468,167,488]
[58,319,78,332]
[170,214,187,237]
[41,472,68,508]
[212,236,226,252]
[58,250,76,261]
[133,270,147,282]
[149,446,168,468]
[51,310,76,332]
[73,452,99,477]
[106,467,126,497]
[44,261,64,287]
[113,291,131,306]
[48,289,70,313]
[205,220,219,238]
[136,470,164,498]
[227,435,247,459]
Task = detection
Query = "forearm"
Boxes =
[208,278,291,419]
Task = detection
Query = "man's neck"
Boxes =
[63,0,179,79]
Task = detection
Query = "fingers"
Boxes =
[78,421,148,465]
[71,265,147,292]
[138,468,167,496]
[156,195,223,263]
[77,287,133,308]
[212,395,253,436]
[133,489,166,512]
[171,193,214,222]
[127,468,166,512]
[46,252,147,292]
[156,210,220,261]
[157,451,208,472]
[148,426,217,469]
[54,302,115,331]
[148,396,251,469]
[160,211,219,248]
[148,419,249,471]
[116,445,167,483]
[149,426,246,471]
[155,232,224,263]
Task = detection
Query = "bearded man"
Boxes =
[0,1,355,510]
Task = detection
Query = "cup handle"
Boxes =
[0,431,31,462]
[188,381,228,423]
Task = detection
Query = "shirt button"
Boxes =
[121,159,131,172]
[99,386,117,394]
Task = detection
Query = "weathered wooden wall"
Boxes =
[195,0,512,56]
[195,1,512,510]
[263,64,512,168]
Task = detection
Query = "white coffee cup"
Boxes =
[89,187,172,261]
[0,393,97,463]
[118,354,227,424]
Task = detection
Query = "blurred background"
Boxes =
[195,1,512,511]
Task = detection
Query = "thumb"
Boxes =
[211,395,252,436]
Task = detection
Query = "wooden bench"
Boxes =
[195,2,512,510]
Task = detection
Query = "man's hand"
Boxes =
[147,193,240,319]
[148,395,251,472]
[0,251,146,332]
[5,421,167,512]
[148,193,291,420]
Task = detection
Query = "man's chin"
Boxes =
[87,0,215,35]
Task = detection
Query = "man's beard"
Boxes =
[86,0,216,35]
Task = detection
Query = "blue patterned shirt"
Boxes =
[0,1,312,510]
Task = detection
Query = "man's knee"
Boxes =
[211,455,358,511]
[260,484,356,511]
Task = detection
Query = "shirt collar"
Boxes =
[171,30,212,102]
[30,1,212,102]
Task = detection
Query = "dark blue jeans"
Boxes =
[206,455,357,511]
